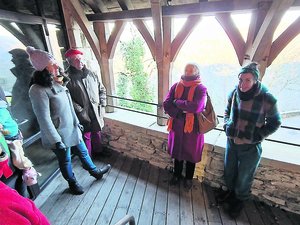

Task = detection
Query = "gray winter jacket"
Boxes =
[29,82,82,149]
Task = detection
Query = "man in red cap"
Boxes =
[64,49,111,157]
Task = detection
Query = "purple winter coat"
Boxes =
[163,81,207,163]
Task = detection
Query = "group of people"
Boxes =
[0,46,281,223]
[164,62,281,218]
[0,46,114,224]
[26,46,112,195]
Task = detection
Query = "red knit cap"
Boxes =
[65,48,83,58]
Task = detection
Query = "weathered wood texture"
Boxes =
[36,151,300,225]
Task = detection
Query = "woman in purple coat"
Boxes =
[163,63,207,190]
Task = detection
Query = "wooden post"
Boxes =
[94,21,125,113]
[151,0,167,125]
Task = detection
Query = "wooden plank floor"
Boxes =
[35,151,300,225]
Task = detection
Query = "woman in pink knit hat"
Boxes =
[26,46,111,195]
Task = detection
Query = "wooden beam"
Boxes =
[170,15,201,62]
[94,0,109,13]
[0,8,60,25]
[250,0,283,60]
[244,1,272,63]
[93,22,115,113]
[86,1,259,21]
[133,19,155,59]
[151,0,166,125]
[162,16,172,104]
[216,13,245,65]
[251,0,294,77]
[63,0,101,63]
[151,0,163,63]
[87,8,151,21]
[83,0,101,13]
[61,1,76,48]
[268,16,300,66]
[0,22,34,47]
[107,20,126,59]
[117,0,134,10]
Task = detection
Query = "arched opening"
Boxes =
[172,15,250,116]
[113,22,157,114]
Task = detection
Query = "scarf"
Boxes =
[167,75,201,133]
[237,82,258,101]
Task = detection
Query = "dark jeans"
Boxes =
[174,159,195,180]
[53,141,97,183]
[224,138,262,201]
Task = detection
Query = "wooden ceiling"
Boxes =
[81,0,202,13]
[80,0,300,22]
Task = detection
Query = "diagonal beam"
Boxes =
[268,16,300,66]
[107,20,126,59]
[61,2,76,48]
[216,13,245,65]
[133,19,155,59]
[250,0,294,60]
[83,0,101,13]
[170,15,201,62]
[246,0,294,78]
[94,0,109,13]
[117,0,134,10]
[63,0,101,63]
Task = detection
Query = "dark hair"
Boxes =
[29,67,66,87]
[29,69,53,87]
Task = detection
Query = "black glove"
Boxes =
[172,99,177,107]
[56,142,66,151]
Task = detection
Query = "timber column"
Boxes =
[151,0,169,125]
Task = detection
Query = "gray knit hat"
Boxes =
[26,46,55,71]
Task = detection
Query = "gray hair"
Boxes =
[185,63,200,75]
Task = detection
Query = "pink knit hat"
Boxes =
[26,46,55,71]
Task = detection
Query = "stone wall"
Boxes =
[102,117,172,169]
[204,143,300,214]
[102,116,300,214]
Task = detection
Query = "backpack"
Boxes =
[197,93,219,134]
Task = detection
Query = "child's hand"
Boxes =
[0,123,10,135]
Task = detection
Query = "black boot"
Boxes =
[169,175,181,186]
[228,197,244,219]
[216,190,234,204]
[90,164,111,180]
[68,181,84,195]
[183,179,193,190]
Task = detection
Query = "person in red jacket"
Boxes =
[0,139,50,225]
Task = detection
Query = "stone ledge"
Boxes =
[103,111,300,214]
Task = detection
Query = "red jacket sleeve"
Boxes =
[0,182,50,225]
